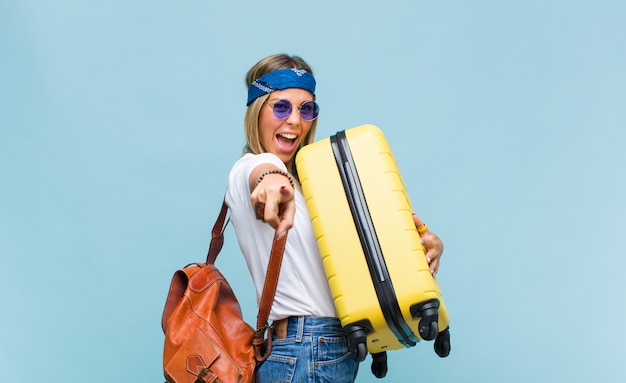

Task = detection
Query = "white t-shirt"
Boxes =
[225,153,337,321]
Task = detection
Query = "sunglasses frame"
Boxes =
[264,99,320,121]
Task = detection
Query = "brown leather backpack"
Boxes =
[161,201,286,383]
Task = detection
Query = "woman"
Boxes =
[225,54,444,382]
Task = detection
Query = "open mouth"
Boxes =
[277,133,297,146]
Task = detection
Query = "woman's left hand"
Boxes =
[412,213,444,276]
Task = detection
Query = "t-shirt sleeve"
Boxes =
[225,153,287,213]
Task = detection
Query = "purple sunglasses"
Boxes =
[264,99,320,121]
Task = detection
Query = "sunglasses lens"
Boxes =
[269,99,319,120]
[271,100,292,119]
[299,101,319,121]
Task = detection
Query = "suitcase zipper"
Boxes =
[330,130,418,348]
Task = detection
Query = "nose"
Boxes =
[285,106,301,125]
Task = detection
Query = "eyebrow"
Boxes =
[267,98,314,104]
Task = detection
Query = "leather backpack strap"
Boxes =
[254,231,287,361]
[206,198,287,362]
[206,200,229,265]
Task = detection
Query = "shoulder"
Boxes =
[226,153,287,206]
[231,153,287,176]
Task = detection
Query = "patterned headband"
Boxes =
[247,68,316,106]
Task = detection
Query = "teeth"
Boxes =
[279,133,297,140]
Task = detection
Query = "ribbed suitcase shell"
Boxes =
[296,124,450,356]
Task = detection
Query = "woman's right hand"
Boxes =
[250,167,296,239]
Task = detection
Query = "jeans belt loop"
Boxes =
[296,316,304,343]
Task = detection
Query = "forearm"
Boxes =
[249,165,294,193]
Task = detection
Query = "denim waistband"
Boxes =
[280,316,343,339]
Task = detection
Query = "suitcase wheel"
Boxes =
[434,326,451,357]
[419,318,439,341]
[410,299,440,340]
[412,301,440,340]
[370,351,388,379]
[344,324,369,362]
[353,342,368,362]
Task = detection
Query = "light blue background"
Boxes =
[2,1,624,382]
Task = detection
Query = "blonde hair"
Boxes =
[243,54,318,174]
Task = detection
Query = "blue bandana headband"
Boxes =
[247,68,316,106]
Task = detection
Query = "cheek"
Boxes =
[258,111,277,146]
[301,122,313,142]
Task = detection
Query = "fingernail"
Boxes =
[430,268,435,275]
[276,231,286,241]
[426,256,431,263]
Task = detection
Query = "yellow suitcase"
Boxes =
[295,124,451,362]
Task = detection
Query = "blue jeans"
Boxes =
[256,316,359,383]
